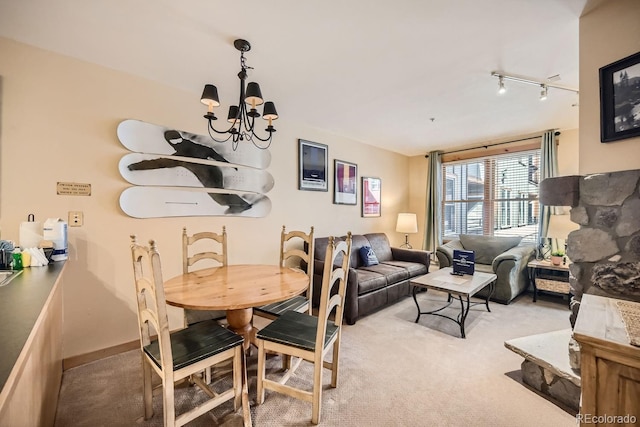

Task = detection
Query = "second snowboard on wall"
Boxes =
[119,153,274,194]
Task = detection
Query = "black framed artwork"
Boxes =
[333,159,357,205]
[298,139,328,191]
[599,50,640,143]
[361,177,381,217]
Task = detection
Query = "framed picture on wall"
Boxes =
[361,177,381,217]
[599,50,640,143]
[333,159,357,205]
[298,139,328,191]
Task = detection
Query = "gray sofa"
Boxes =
[312,233,431,325]
[435,234,535,303]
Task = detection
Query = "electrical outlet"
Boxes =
[69,211,83,227]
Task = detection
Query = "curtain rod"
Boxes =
[424,131,560,158]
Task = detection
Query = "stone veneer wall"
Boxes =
[564,169,640,326]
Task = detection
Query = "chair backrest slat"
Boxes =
[280,225,315,313]
[130,235,173,373]
[182,226,227,273]
[316,233,352,347]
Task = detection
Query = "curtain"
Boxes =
[538,130,561,258]
[424,151,443,254]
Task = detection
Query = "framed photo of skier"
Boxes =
[599,50,640,143]
[298,139,328,191]
[361,177,381,217]
[334,159,357,205]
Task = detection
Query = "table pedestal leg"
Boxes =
[226,308,254,350]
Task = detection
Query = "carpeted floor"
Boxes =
[54,291,577,426]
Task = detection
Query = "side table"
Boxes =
[527,259,571,306]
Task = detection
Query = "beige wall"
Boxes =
[0,38,410,358]
[579,0,640,174]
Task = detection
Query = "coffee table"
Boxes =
[410,267,497,338]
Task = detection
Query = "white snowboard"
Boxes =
[119,153,274,194]
[119,187,271,218]
[117,119,271,170]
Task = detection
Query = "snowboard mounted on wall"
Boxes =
[119,153,275,194]
[117,119,271,170]
[119,187,272,219]
[117,119,273,218]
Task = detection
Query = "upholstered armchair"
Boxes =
[436,234,535,303]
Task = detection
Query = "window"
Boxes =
[442,150,540,244]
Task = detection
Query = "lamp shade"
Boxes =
[200,84,220,107]
[546,214,579,240]
[396,213,418,234]
[262,101,279,121]
[227,105,240,123]
[245,82,264,106]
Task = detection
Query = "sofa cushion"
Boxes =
[360,263,408,285]
[364,233,393,262]
[347,234,372,269]
[381,260,428,277]
[458,234,523,265]
[359,246,379,266]
[356,269,388,295]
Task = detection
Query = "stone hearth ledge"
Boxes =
[505,329,580,411]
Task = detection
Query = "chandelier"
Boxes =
[200,39,278,150]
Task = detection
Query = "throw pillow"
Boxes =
[359,246,379,267]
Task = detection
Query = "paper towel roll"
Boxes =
[19,218,43,249]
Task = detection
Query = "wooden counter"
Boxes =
[0,262,66,426]
[573,294,640,426]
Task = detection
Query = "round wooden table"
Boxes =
[164,264,310,347]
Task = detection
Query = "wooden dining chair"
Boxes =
[254,225,315,320]
[130,235,245,427]
[182,226,227,326]
[255,232,352,425]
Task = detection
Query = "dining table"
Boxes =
[164,264,310,426]
[164,264,310,348]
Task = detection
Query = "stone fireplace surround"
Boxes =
[540,168,640,326]
[505,168,640,410]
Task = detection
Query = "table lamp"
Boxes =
[396,213,418,249]
[545,214,579,263]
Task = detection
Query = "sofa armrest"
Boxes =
[492,245,535,272]
[435,240,465,267]
[390,247,431,267]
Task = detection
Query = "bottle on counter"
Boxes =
[21,250,31,268]
[12,249,23,270]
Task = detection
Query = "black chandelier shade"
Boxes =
[200,39,278,150]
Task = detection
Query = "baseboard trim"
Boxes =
[63,339,139,370]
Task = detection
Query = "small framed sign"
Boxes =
[361,177,381,217]
[599,50,640,143]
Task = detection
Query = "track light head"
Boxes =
[540,84,548,101]
[498,76,506,95]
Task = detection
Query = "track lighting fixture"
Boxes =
[491,72,578,100]
[498,76,506,94]
[540,85,548,101]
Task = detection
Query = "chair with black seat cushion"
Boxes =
[254,225,315,320]
[255,232,351,425]
[130,235,245,427]
[182,226,227,326]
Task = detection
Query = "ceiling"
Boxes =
[0,0,589,156]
